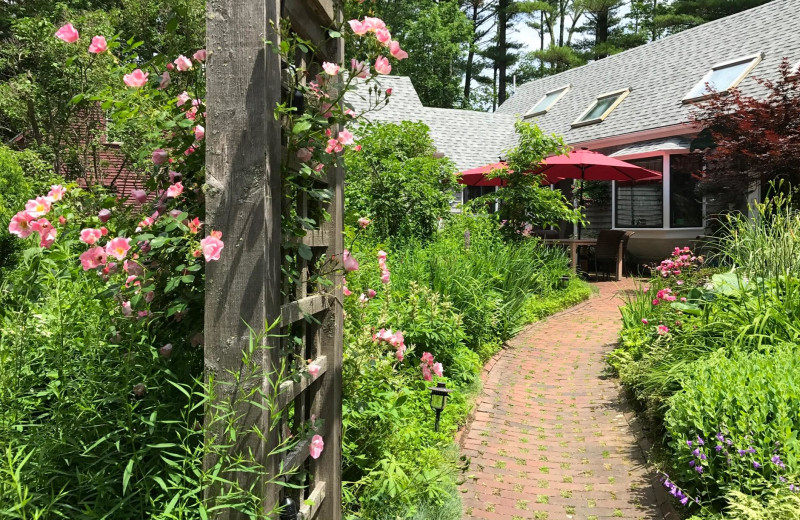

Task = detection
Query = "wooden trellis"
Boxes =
[205,0,343,518]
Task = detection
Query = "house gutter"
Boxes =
[571,123,701,150]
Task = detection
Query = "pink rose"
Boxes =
[367,288,376,299]
[390,41,408,60]
[106,237,131,260]
[337,129,354,145]
[88,35,107,53]
[297,147,313,162]
[200,233,224,262]
[308,364,321,379]
[174,55,193,71]
[131,189,148,204]
[351,58,369,79]
[342,249,359,272]
[158,71,171,90]
[47,184,66,202]
[123,69,149,88]
[98,209,112,223]
[194,125,205,140]
[79,228,103,245]
[396,346,405,362]
[152,148,169,165]
[374,56,391,75]
[193,49,207,62]
[322,62,340,76]
[309,434,324,460]
[121,301,133,317]
[79,246,108,270]
[348,19,368,36]
[386,88,393,96]
[167,182,184,198]
[375,28,391,46]
[169,170,182,183]
[421,352,434,365]
[432,362,443,378]
[364,17,386,32]
[9,211,34,238]
[358,217,370,229]
[325,139,343,154]
[343,286,352,296]
[55,23,79,43]
[380,270,390,284]
[657,325,669,335]
[177,91,191,106]
[421,364,432,381]
[25,196,51,218]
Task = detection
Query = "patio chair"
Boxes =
[592,230,634,280]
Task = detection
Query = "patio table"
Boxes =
[543,238,625,280]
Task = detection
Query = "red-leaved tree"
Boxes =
[690,59,800,206]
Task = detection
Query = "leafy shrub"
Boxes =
[344,121,458,242]
[665,345,800,510]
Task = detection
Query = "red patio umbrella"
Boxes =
[458,162,508,186]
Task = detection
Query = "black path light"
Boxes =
[429,382,454,432]
[279,495,299,520]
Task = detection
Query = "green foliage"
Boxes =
[344,122,458,242]
[665,346,800,507]
[722,489,800,520]
[474,121,582,239]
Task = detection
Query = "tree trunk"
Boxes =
[498,0,508,105]
[463,1,480,107]
[595,7,609,58]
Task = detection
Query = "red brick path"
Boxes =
[460,280,672,520]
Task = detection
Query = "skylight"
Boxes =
[571,88,630,127]
[525,85,570,118]
[682,54,763,102]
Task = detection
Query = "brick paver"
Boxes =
[460,280,668,520]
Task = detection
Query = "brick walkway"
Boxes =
[460,280,669,520]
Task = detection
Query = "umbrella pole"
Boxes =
[578,169,585,239]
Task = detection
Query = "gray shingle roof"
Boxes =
[345,0,800,170]
[609,137,692,157]
[497,0,800,144]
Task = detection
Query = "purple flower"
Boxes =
[747,446,756,454]
[689,460,695,467]
[680,496,689,505]
[700,453,707,460]
[687,440,693,448]
[716,432,725,442]
[790,484,798,493]
[692,449,700,457]
[697,436,705,446]
[738,449,746,456]
[695,465,703,474]
[715,444,724,452]
[726,439,733,445]
[753,461,761,469]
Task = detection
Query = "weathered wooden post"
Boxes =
[205,0,343,518]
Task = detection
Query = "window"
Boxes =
[615,157,663,228]
[572,88,630,127]
[465,185,496,213]
[682,54,762,102]
[525,85,570,118]
[670,154,704,228]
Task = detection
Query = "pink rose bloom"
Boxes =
[123,69,149,88]
[200,233,224,262]
[432,362,443,378]
[157,71,171,90]
[343,286,352,296]
[380,270,390,284]
[367,289,376,299]
[310,434,324,460]
[47,184,66,202]
[124,259,145,276]
[174,55,193,71]
[80,228,103,245]
[657,325,669,335]
[351,58,369,79]
[39,227,57,248]
[325,139,343,154]
[364,17,386,32]
[337,129,354,145]
[9,211,34,238]
[106,237,131,260]
[187,217,201,234]
[390,41,408,60]
[194,125,205,140]
[121,300,132,317]
[308,364,321,379]
[652,298,660,306]
[681,297,687,302]
[348,19,368,35]
[374,56,392,75]
[167,182,184,198]
[375,27,391,46]
[98,209,112,223]
[193,49,207,62]
[25,196,51,218]
[131,189,148,204]
[421,364,432,381]
[358,217,370,228]
[177,91,191,106]
[377,250,387,260]
[152,148,169,165]
[79,246,108,270]
[342,249,359,272]
[169,170,182,183]
[421,352,434,365]
[297,147,313,162]
[322,62,340,76]
[55,23,79,43]
[642,318,649,325]
[396,347,405,362]
[88,35,107,53]
[386,88,392,96]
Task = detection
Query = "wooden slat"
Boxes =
[299,481,327,520]
[283,437,311,473]
[281,294,330,324]
[276,355,328,411]
[292,226,333,248]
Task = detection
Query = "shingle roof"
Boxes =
[497,0,800,144]
[609,137,692,157]
[346,0,800,170]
